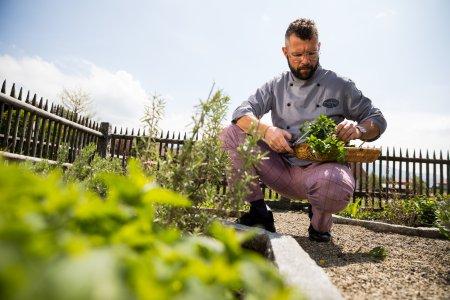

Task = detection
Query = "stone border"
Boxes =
[224,221,343,300]
[332,215,445,239]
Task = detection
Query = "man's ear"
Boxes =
[282,47,287,57]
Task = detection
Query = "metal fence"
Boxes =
[1,80,449,205]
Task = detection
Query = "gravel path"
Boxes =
[273,210,450,300]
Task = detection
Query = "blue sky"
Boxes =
[0,0,449,152]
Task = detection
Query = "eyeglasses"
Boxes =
[288,50,319,62]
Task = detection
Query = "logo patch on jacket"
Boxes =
[322,98,339,108]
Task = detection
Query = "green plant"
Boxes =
[0,158,303,300]
[363,246,387,260]
[378,195,440,228]
[139,90,258,231]
[436,196,450,239]
[64,143,125,197]
[339,198,362,218]
[299,114,346,163]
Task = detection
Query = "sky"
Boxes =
[0,0,449,153]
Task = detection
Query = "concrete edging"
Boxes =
[225,221,343,300]
[332,215,445,239]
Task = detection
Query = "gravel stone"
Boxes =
[273,210,450,300]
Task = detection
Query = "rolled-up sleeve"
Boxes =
[345,80,387,141]
[232,81,274,122]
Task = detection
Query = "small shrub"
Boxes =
[436,196,450,239]
[378,195,439,228]
[364,246,387,261]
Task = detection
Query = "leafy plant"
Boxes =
[436,196,450,239]
[340,198,361,218]
[0,158,303,300]
[378,195,440,228]
[363,246,387,260]
[299,114,346,163]
[64,143,125,197]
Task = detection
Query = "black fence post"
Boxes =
[98,122,111,158]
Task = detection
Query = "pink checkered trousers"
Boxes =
[220,124,355,232]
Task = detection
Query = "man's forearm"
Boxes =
[235,115,272,138]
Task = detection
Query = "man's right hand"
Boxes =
[263,126,293,154]
[236,115,293,154]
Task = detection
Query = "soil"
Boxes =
[273,210,450,300]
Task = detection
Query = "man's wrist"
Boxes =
[262,125,272,139]
[356,125,367,140]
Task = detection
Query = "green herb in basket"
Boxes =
[299,115,347,163]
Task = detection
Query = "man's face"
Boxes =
[282,34,320,80]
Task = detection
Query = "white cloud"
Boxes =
[0,54,149,129]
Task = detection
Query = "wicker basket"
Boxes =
[293,143,381,163]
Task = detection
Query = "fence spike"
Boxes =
[165,131,170,139]
[1,80,6,93]
[120,127,123,135]
[44,99,49,111]
[18,87,23,100]
[131,128,134,136]
[405,148,409,158]
[125,128,128,135]
[433,150,436,160]
[137,128,140,136]
[426,150,429,159]
[10,83,16,98]
[38,97,43,108]
[31,94,37,106]
[25,91,30,103]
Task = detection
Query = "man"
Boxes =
[220,18,386,242]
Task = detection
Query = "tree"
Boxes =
[58,87,95,119]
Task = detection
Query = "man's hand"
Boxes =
[335,119,360,142]
[264,126,293,153]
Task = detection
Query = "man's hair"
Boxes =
[285,18,319,41]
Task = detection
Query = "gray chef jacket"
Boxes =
[231,64,387,166]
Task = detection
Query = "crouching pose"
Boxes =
[220,18,386,242]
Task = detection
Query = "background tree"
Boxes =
[58,87,95,119]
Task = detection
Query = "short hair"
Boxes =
[285,18,319,41]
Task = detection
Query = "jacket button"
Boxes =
[286,126,290,129]
[287,103,291,107]
[290,83,293,86]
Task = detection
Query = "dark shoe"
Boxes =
[308,224,331,243]
[307,202,313,220]
[237,210,276,233]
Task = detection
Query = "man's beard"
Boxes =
[287,59,319,80]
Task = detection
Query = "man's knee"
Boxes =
[219,124,245,149]
[308,165,355,213]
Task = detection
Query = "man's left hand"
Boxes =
[335,120,360,142]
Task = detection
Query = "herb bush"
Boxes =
[436,197,450,239]
[0,158,303,300]
[137,90,263,232]
[339,195,450,232]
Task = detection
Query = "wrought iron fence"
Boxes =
[1,79,448,206]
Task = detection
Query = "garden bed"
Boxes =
[273,210,450,300]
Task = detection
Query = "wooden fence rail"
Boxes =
[1,80,449,206]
